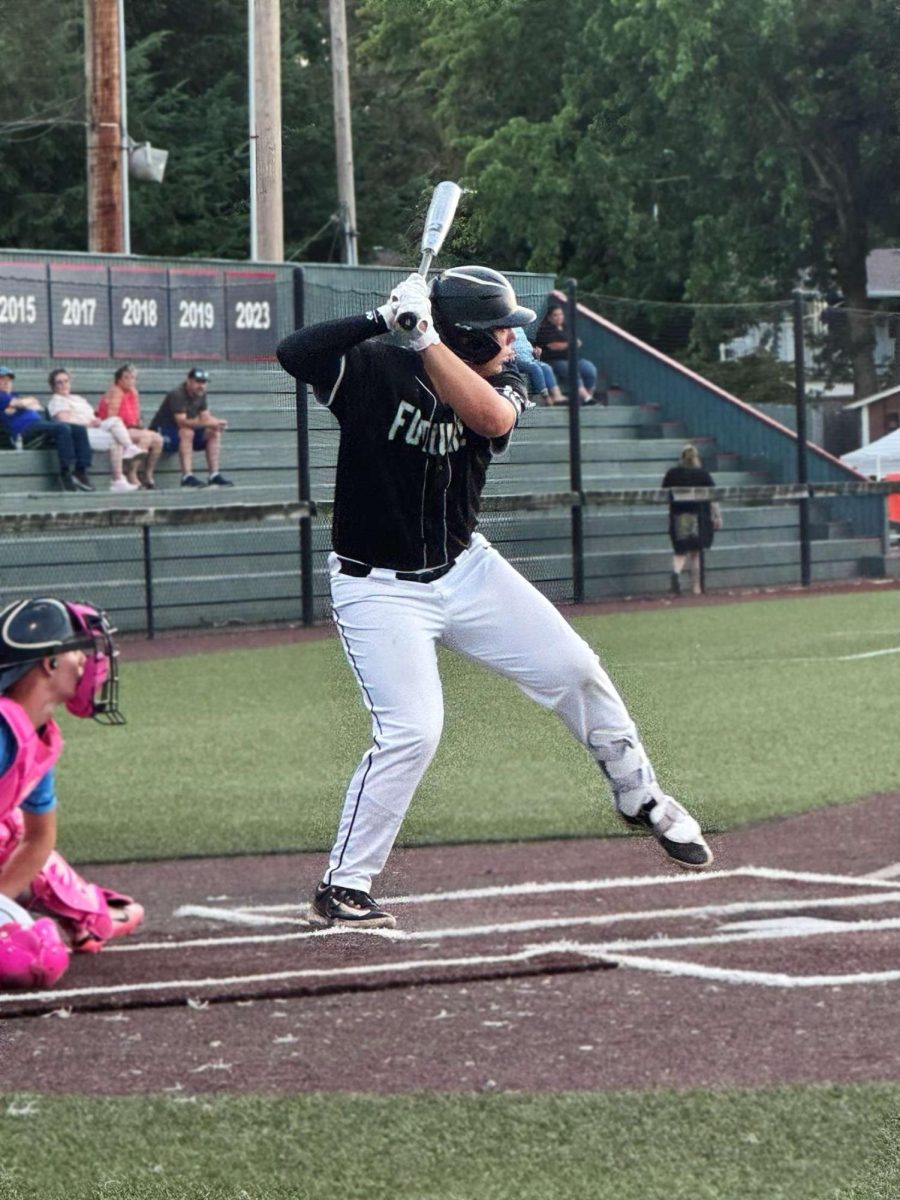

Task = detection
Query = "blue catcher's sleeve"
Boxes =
[0,717,58,814]
[21,768,57,815]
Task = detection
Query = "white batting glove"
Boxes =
[393,272,429,303]
[376,298,399,330]
[376,272,428,330]
[392,274,440,351]
[407,314,440,352]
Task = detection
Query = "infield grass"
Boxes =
[53,589,899,863]
[0,1083,896,1200]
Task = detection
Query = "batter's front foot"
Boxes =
[619,794,713,870]
[309,883,397,930]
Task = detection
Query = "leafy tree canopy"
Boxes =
[1,0,898,366]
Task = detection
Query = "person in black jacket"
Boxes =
[662,444,721,595]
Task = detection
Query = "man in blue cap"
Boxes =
[0,366,94,492]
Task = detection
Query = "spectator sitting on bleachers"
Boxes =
[510,327,563,406]
[98,365,163,490]
[149,368,233,489]
[534,303,600,404]
[47,368,143,495]
[0,365,95,493]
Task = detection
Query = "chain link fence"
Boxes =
[0,252,897,633]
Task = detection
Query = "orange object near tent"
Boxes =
[886,474,900,523]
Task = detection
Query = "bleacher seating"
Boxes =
[0,361,891,634]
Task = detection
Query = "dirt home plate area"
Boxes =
[0,791,898,1095]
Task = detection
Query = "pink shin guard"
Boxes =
[29,851,144,953]
[0,918,69,989]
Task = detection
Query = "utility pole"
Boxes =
[249,0,284,262]
[329,0,358,264]
[84,0,124,252]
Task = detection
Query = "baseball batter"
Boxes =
[277,267,713,929]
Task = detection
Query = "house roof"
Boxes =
[867,248,900,298]
[844,383,900,411]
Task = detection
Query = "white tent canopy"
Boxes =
[841,427,900,477]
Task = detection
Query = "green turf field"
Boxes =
[0,1084,897,1200]
[53,590,899,864]
[4,592,898,1200]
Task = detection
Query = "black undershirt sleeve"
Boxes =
[276,312,388,389]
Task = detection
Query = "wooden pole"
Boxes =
[252,0,284,262]
[329,0,358,264]
[84,0,124,252]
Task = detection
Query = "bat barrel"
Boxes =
[396,182,461,333]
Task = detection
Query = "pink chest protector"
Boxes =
[0,697,63,824]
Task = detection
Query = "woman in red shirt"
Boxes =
[99,365,163,489]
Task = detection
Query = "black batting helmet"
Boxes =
[431,266,537,365]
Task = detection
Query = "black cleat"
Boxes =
[309,883,396,929]
[619,795,713,870]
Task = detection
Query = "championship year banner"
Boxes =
[0,262,50,358]
[49,262,112,358]
[224,270,278,360]
[111,265,169,360]
[168,268,225,361]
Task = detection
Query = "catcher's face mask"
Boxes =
[63,603,124,725]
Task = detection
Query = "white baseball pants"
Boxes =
[326,532,664,892]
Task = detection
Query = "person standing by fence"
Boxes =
[662,444,722,595]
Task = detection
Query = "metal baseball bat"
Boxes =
[397,181,462,330]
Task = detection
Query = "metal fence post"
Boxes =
[565,278,585,603]
[793,290,811,586]
[293,267,315,625]
[141,524,155,638]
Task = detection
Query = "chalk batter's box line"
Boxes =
[138,886,900,952]
[3,912,897,1008]
[3,865,898,1014]
[193,865,900,916]
[0,942,613,1014]
[3,914,900,1014]
[120,914,900,960]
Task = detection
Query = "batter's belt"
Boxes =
[337,557,457,584]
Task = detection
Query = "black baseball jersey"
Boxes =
[277,313,528,572]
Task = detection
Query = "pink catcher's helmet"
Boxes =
[0,598,124,725]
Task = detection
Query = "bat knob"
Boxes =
[397,312,418,331]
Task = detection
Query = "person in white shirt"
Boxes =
[47,368,143,493]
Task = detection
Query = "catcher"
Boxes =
[0,597,143,990]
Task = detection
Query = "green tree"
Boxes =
[358,0,900,395]
[2,0,899,404]
[0,0,87,250]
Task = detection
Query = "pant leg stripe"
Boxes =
[327,607,384,884]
